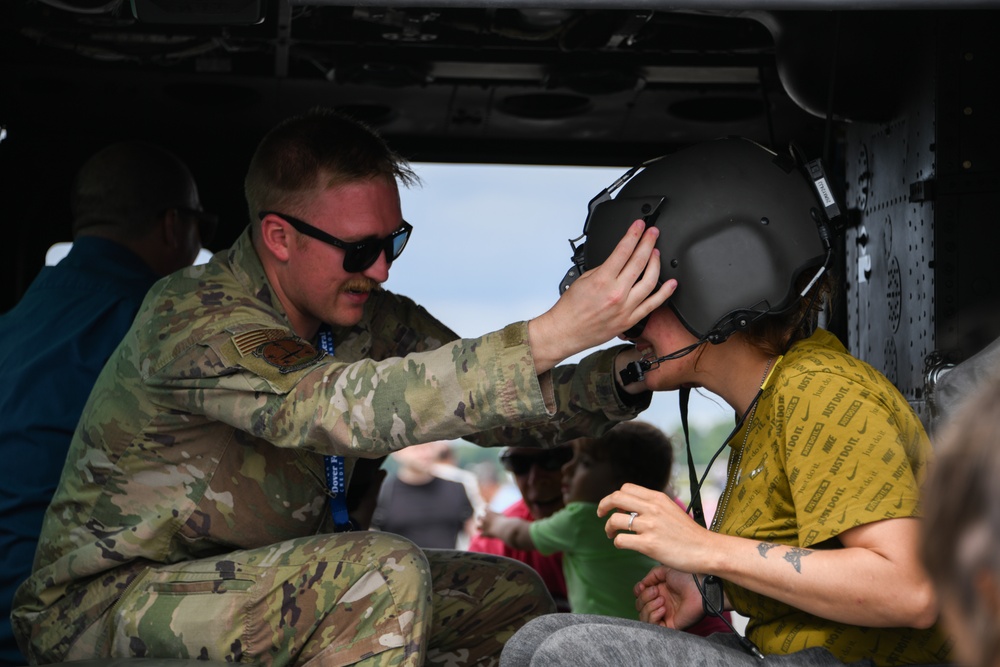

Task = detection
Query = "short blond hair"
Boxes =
[244,107,418,225]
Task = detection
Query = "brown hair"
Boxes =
[740,268,834,357]
[244,107,418,225]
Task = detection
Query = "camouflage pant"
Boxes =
[69,532,555,667]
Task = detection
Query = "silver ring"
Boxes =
[627,511,638,531]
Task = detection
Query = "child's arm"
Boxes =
[477,509,536,551]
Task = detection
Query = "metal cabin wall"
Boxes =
[842,28,937,422]
[842,12,1000,425]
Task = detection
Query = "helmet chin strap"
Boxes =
[619,338,706,385]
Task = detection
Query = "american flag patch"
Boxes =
[231,329,288,357]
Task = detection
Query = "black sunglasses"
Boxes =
[500,448,574,476]
[258,210,412,273]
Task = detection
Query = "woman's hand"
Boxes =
[603,483,939,629]
[599,483,721,574]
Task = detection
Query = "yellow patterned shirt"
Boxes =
[713,329,952,665]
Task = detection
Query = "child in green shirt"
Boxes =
[478,421,672,619]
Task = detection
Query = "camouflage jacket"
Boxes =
[13,228,647,662]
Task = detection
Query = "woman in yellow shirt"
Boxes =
[502,137,953,667]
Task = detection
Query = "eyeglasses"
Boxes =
[500,448,574,476]
[174,207,219,246]
[259,210,413,273]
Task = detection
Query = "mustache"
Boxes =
[340,278,383,293]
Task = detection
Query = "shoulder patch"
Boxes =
[232,328,288,356]
[232,329,325,374]
[252,338,324,374]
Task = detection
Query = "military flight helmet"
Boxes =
[561,136,836,345]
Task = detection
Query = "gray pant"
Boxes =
[500,614,875,667]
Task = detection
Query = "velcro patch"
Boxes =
[232,329,325,374]
[252,338,324,374]
[502,322,525,348]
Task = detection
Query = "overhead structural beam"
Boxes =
[290,0,999,9]
[431,63,759,85]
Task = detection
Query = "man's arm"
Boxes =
[146,222,669,458]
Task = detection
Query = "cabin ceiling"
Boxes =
[1,1,959,166]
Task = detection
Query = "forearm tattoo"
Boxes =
[783,547,811,573]
[757,542,779,558]
[757,542,812,573]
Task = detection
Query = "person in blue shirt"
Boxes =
[0,140,215,666]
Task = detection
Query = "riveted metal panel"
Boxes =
[843,90,936,420]
[842,12,1000,424]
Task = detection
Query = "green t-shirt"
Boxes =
[714,329,952,665]
[530,501,657,619]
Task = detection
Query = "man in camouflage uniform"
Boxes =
[12,109,671,667]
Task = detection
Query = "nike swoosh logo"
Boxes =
[858,417,868,434]
[895,494,904,509]
[846,462,859,481]
[800,403,810,421]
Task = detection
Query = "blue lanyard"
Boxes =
[317,325,352,531]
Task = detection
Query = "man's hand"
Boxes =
[527,220,675,374]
